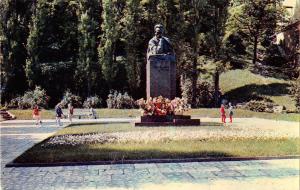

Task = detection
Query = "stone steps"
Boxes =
[0,110,15,120]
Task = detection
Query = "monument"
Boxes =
[135,24,200,127]
[146,24,176,99]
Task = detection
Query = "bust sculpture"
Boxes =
[147,24,175,60]
[146,24,176,100]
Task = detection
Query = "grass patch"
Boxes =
[13,123,300,164]
[186,108,300,122]
[220,69,296,111]
[8,108,299,122]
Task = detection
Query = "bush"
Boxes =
[181,78,214,108]
[60,90,82,108]
[8,86,49,109]
[106,90,135,109]
[83,96,102,108]
[291,77,300,112]
[245,100,275,112]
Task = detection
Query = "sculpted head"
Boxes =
[154,24,164,38]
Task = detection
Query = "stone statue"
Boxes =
[147,24,175,60]
[146,24,176,99]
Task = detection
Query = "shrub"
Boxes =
[245,100,274,112]
[181,78,214,108]
[83,96,102,108]
[60,90,82,108]
[8,86,49,109]
[106,90,135,109]
[291,77,300,112]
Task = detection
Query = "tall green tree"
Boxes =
[76,0,101,97]
[26,0,79,105]
[225,0,284,65]
[177,0,213,107]
[122,0,144,94]
[0,0,33,104]
[99,0,125,89]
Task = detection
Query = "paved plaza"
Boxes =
[1,119,299,190]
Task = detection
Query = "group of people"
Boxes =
[32,103,96,126]
[220,102,234,124]
[54,103,74,126]
[32,103,74,126]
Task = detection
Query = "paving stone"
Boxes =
[188,171,217,179]
[162,172,194,182]
[1,120,300,190]
[213,170,243,178]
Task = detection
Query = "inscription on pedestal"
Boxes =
[147,55,176,99]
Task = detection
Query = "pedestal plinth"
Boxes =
[147,54,176,99]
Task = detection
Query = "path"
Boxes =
[0,118,299,190]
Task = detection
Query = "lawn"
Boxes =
[8,108,299,122]
[220,69,296,111]
[13,123,300,164]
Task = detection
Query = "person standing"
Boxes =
[228,102,234,123]
[67,103,74,123]
[55,103,64,126]
[32,105,42,126]
[220,104,226,124]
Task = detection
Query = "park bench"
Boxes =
[62,109,98,119]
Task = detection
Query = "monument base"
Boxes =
[135,115,200,127]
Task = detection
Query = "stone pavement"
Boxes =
[1,120,299,190]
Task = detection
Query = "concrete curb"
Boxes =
[6,155,300,168]
[0,118,137,126]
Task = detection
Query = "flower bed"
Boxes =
[136,96,190,116]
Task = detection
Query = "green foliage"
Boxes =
[0,0,293,108]
[245,100,275,113]
[106,90,136,109]
[122,0,144,92]
[181,77,214,108]
[1,0,32,103]
[76,0,101,97]
[225,0,285,65]
[98,0,125,88]
[9,86,49,109]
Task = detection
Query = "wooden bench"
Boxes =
[63,109,98,119]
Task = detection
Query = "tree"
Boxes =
[225,0,284,65]
[76,0,100,97]
[176,0,213,107]
[0,0,33,104]
[25,0,79,105]
[122,0,144,94]
[98,0,127,90]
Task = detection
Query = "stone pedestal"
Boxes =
[147,54,176,99]
[135,115,200,127]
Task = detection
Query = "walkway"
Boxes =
[0,119,299,190]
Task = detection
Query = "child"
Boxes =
[89,106,96,119]
[228,102,234,123]
[32,105,42,126]
[220,104,226,124]
[68,103,74,123]
[55,103,64,126]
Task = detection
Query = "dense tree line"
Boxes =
[0,0,292,107]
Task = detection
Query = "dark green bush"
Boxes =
[181,79,214,108]
[245,100,274,112]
